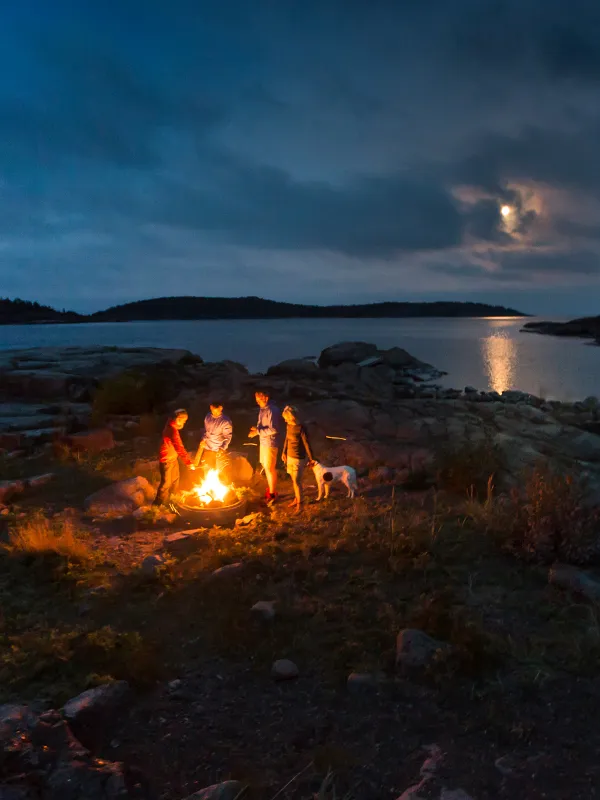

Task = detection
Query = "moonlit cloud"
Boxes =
[1,0,600,314]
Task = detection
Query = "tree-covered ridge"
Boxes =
[0,297,81,324]
[90,295,526,321]
[0,295,526,324]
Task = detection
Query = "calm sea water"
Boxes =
[0,317,598,402]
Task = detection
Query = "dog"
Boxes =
[311,461,358,500]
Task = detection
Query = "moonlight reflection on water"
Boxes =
[0,317,599,401]
[482,333,517,395]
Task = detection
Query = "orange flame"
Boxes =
[194,468,231,504]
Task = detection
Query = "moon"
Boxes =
[500,205,511,218]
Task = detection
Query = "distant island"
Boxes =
[522,316,600,342]
[0,298,81,325]
[1,295,527,325]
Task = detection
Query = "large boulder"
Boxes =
[318,342,379,368]
[62,682,131,751]
[84,477,155,515]
[380,347,429,370]
[227,452,254,483]
[266,358,318,377]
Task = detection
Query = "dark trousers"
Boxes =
[201,449,230,480]
[154,460,180,505]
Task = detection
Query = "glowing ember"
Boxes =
[193,468,232,505]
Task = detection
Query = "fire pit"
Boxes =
[171,468,248,527]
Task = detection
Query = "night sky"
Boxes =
[2,0,600,314]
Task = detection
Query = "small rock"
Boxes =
[251,600,276,621]
[271,659,299,681]
[184,781,244,800]
[495,754,519,777]
[163,531,205,554]
[396,629,449,670]
[141,554,165,577]
[211,562,244,580]
[168,679,182,691]
[235,512,262,527]
[347,672,383,693]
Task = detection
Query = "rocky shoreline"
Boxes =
[3,342,600,799]
[522,315,600,343]
[2,341,600,497]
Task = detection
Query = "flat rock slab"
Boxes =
[163,530,208,553]
[0,474,54,504]
[0,346,196,377]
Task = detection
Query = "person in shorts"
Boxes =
[248,389,282,505]
[281,404,315,512]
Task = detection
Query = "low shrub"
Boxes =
[435,439,504,499]
[496,467,600,565]
[91,369,171,419]
[6,512,92,563]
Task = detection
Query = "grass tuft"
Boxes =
[6,512,92,562]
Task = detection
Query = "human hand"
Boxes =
[282,453,287,463]
[248,427,258,438]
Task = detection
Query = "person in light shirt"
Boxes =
[194,400,233,479]
[248,388,283,506]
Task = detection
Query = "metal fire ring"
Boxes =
[170,495,248,528]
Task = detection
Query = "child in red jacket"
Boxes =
[154,408,196,506]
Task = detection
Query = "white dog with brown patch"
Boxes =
[311,461,358,500]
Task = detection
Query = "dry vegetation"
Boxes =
[1,440,600,796]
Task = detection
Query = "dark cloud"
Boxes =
[433,249,600,281]
[449,0,600,82]
[0,40,223,168]
[2,0,600,309]
[153,157,463,256]
[455,123,600,196]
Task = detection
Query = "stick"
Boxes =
[326,435,347,440]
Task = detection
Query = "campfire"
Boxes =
[171,462,248,525]
[182,468,236,509]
